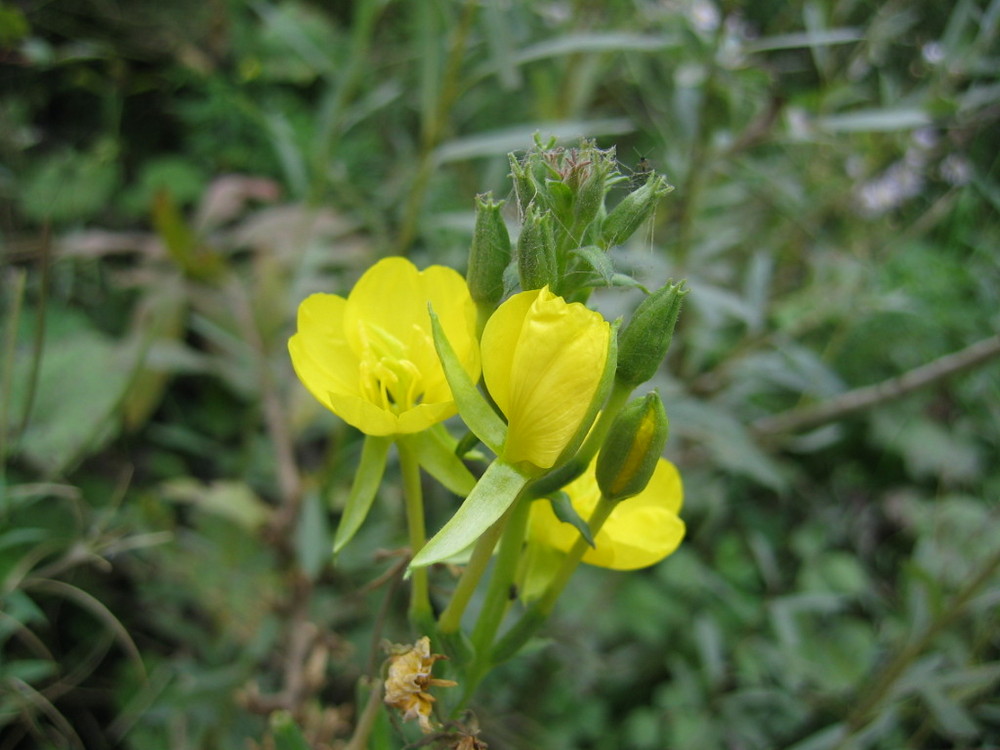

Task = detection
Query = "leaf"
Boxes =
[296,489,330,580]
[332,435,391,554]
[570,245,615,286]
[671,399,788,491]
[399,426,477,497]
[270,710,312,750]
[428,307,506,455]
[815,108,932,132]
[547,492,595,547]
[10,322,136,476]
[411,459,529,568]
[160,479,272,531]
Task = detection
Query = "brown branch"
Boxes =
[751,333,1000,436]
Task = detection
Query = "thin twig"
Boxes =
[751,333,1000,436]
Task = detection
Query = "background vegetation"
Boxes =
[2,0,999,748]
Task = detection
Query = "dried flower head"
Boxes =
[383,637,457,733]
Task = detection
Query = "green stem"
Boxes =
[398,440,431,626]
[455,494,531,707]
[470,495,531,652]
[437,510,508,634]
[491,495,617,664]
[1,270,27,490]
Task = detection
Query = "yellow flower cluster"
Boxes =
[289,257,684,571]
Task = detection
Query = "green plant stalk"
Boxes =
[836,542,1000,748]
[490,495,616,664]
[456,493,531,705]
[344,678,385,750]
[398,441,431,625]
[18,229,51,441]
[437,510,508,634]
[1,269,27,484]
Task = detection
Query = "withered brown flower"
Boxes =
[383,636,457,733]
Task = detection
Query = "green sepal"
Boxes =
[547,491,595,547]
[410,459,529,569]
[516,205,557,291]
[600,173,674,248]
[616,279,687,387]
[332,434,391,554]
[399,426,476,497]
[570,245,615,286]
[428,306,507,455]
[467,193,512,313]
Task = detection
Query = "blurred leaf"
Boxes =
[269,709,312,750]
[19,142,120,223]
[815,108,932,132]
[159,478,272,531]
[295,489,330,579]
[672,399,788,490]
[9,321,136,475]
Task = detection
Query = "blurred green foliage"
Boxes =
[2,0,999,748]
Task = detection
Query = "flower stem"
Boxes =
[490,495,616,665]
[437,510,508,634]
[397,440,431,626]
[454,494,531,707]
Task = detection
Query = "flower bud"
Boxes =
[467,193,512,310]
[509,152,537,217]
[596,392,669,502]
[616,280,687,387]
[600,173,673,248]
[516,206,557,291]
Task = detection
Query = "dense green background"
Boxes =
[2,0,999,748]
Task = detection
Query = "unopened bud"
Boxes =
[467,193,512,309]
[600,173,673,248]
[596,392,669,502]
[517,206,557,291]
[616,280,687,387]
[509,152,537,217]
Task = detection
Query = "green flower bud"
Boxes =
[517,206,557,291]
[509,152,537,217]
[600,173,674,248]
[616,280,687,387]
[596,392,669,503]
[467,193,512,309]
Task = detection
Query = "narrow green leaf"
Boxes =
[333,435,392,554]
[428,306,506,454]
[547,492,595,547]
[399,426,476,497]
[411,459,528,568]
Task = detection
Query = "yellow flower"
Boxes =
[289,257,480,436]
[383,636,457,734]
[528,456,685,570]
[481,287,611,470]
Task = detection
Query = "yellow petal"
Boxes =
[288,293,358,408]
[480,289,538,418]
[482,287,610,469]
[289,257,480,436]
[528,457,685,570]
